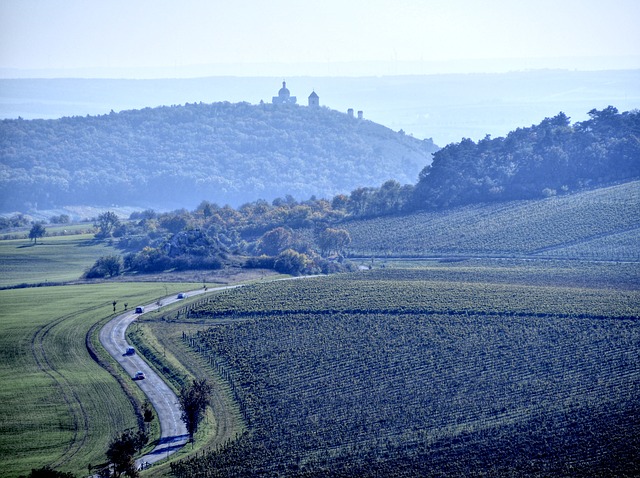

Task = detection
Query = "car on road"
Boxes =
[124,347,135,356]
[134,371,145,380]
[135,306,145,313]
[177,292,186,299]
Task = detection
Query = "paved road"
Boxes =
[100,297,188,466]
[99,285,245,468]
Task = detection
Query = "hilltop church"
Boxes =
[272,80,319,107]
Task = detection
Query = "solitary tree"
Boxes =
[94,211,121,238]
[106,429,147,478]
[178,379,212,443]
[29,222,46,244]
[142,401,154,432]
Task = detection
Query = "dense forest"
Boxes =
[413,106,640,209]
[0,101,437,211]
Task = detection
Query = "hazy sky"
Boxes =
[1,0,639,77]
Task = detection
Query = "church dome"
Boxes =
[279,81,290,98]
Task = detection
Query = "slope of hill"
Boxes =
[169,268,640,476]
[342,180,640,262]
[0,102,437,212]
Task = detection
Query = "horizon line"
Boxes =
[2,56,639,80]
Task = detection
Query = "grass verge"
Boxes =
[126,296,248,477]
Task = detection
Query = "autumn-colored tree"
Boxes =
[257,227,293,256]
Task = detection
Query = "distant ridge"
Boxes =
[0,101,437,212]
[1,70,638,144]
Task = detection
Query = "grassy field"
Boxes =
[0,233,117,288]
[0,282,200,478]
[0,224,274,477]
[165,261,640,476]
[343,180,640,261]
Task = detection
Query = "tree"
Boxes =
[142,401,154,432]
[49,214,70,224]
[318,228,351,257]
[105,429,146,477]
[84,255,123,278]
[94,212,121,238]
[26,466,76,478]
[159,212,190,234]
[257,227,293,256]
[29,222,46,244]
[178,379,212,443]
[274,249,309,276]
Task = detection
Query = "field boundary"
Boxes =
[182,305,639,323]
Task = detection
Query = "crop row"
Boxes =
[174,309,640,476]
[342,180,640,260]
[167,262,640,476]
[177,267,640,322]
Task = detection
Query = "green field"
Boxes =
[0,233,117,288]
[0,283,197,478]
[343,180,640,260]
[0,229,204,477]
[166,261,640,476]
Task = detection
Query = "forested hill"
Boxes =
[0,102,437,212]
[413,106,640,209]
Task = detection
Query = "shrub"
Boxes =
[274,249,309,275]
[83,255,123,278]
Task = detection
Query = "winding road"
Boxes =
[99,279,280,467]
[99,286,227,467]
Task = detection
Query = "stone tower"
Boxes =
[308,90,319,107]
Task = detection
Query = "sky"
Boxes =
[1,0,639,77]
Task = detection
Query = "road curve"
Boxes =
[99,299,188,467]
[99,284,248,468]
[99,285,239,467]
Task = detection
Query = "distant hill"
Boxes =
[342,180,640,263]
[0,102,437,212]
[2,70,639,145]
